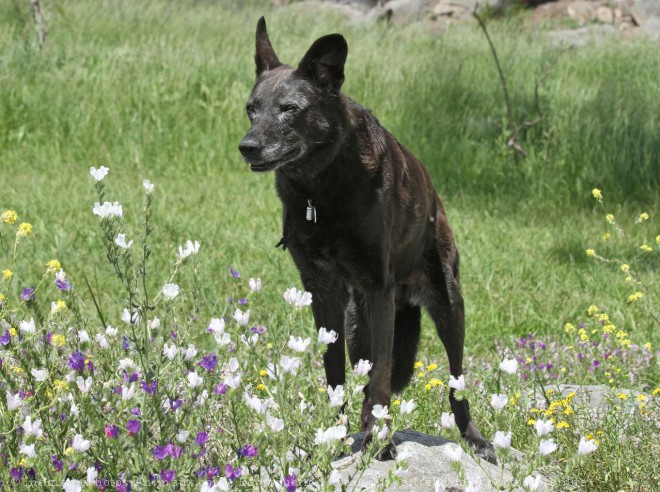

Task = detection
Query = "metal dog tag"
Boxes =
[306,200,317,223]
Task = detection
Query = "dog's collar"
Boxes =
[306,199,317,223]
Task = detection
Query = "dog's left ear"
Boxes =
[296,34,348,92]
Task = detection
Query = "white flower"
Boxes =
[233,308,250,326]
[72,434,91,452]
[228,358,240,373]
[249,278,262,292]
[328,470,343,485]
[143,179,155,193]
[215,332,231,346]
[283,287,313,307]
[76,376,93,393]
[327,385,344,407]
[176,430,190,443]
[371,404,390,420]
[63,478,83,492]
[162,283,180,300]
[372,424,389,440]
[443,443,463,462]
[578,436,598,455]
[148,317,160,329]
[163,343,179,360]
[195,390,209,407]
[287,336,311,352]
[115,233,133,249]
[244,392,270,414]
[522,475,542,491]
[240,333,259,347]
[187,372,204,388]
[448,374,466,391]
[19,442,37,457]
[538,438,557,455]
[354,359,373,376]
[184,344,198,361]
[92,201,123,219]
[96,334,110,349]
[314,425,347,445]
[493,430,512,449]
[225,373,242,389]
[87,467,98,484]
[435,480,446,492]
[317,327,338,345]
[207,318,225,334]
[19,318,36,334]
[23,416,43,438]
[55,269,67,282]
[122,384,136,401]
[201,479,230,492]
[78,330,90,343]
[90,166,109,181]
[499,357,519,375]
[121,308,139,325]
[400,399,416,415]
[177,240,200,261]
[490,393,508,411]
[118,358,135,370]
[441,412,455,429]
[6,391,22,411]
[266,414,284,433]
[534,419,554,437]
[31,368,49,382]
[280,355,301,375]
[106,325,118,336]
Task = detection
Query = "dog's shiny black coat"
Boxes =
[239,17,496,463]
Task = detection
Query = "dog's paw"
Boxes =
[361,433,398,461]
[472,438,497,465]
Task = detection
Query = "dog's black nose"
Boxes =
[239,138,261,159]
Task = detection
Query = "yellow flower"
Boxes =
[2,269,12,280]
[256,384,267,392]
[51,334,65,348]
[424,383,432,391]
[644,343,652,350]
[414,361,424,369]
[578,329,589,342]
[597,313,610,323]
[625,276,633,283]
[393,399,401,405]
[636,394,647,403]
[53,380,69,392]
[11,365,24,373]
[64,447,74,456]
[19,458,27,468]
[545,389,554,397]
[618,393,629,400]
[46,259,61,273]
[428,378,443,388]
[530,408,541,414]
[656,235,660,244]
[601,233,610,241]
[602,323,616,334]
[557,421,570,430]
[628,292,643,303]
[527,419,536,426]
[259,369,268,377]
[585,248,595,257]
[652,387,660,397]
[45,389,53,399]
[620,264,630,273]
[564,323,575,334]
[605,214,615,224]
[16,223,32,237]
[591,188,602,200]
[0,293,4,303]
[9,328,17,337]
[562,406,574,415]
[427,363,438,371]
[418,371,425,378]
[1,210,18,224]
[587,305,598,316]
[51,300,67,314]
[638,212,649,222]
[640,244,653,253]
[317,387,325,393]
[266,343,273,349]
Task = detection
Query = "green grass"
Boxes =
[1,0,658,356]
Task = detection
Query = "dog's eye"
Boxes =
[279,104,298,114]
[246,104,256,119]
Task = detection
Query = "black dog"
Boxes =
[239,17,496,463]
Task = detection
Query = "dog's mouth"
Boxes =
[249,148,300,173]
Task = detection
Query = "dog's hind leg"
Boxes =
[426,250,497,464]
[390,303,422,393]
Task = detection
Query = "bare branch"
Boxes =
[30,0,48,49]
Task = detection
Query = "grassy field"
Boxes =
[1,1,658,351]
[1,2,659,490]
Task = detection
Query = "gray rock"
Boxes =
[566,1,596,25]
[332,430,550,491]
[381,0,429,25]
[548,23,618,47]
[631,0,660,27]
[596,6,614,24]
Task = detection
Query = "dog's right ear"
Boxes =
[255,17,281,75]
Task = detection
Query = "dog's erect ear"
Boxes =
[296,34,348,92]
[255,17,281,75]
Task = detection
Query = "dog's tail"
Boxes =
[390,304,422,393]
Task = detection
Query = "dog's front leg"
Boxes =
[308,289,347,391]
[360,288,397,460]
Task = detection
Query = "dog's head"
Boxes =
[239,18,348,173]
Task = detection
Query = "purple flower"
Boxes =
[591,360,601,369]
[122,337,130,350]
[238,444,258,458]
[198,353,218,372]
[0,330,10,346]
[126,420,140,436]
[228,297,234,304]
[56,278,72,291]
[225,464,241,481]
[195,432,209,446]
[116,480,131,492]
[250,326,266,334]
[141,379,158,395]
[51,455,63,472]
[130,407,141,416]
[68,351,85,372]
[105,424,119,438]
[169,399,183,411]
[214,383,227,395]
[21,287,35,301]
[238,298,247,305]
[152,445,170,460]
[10,467,24,481]
[160,469,175,484]
[229,266,240,279]
[26,468,36,480]
[283,473,297,492]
